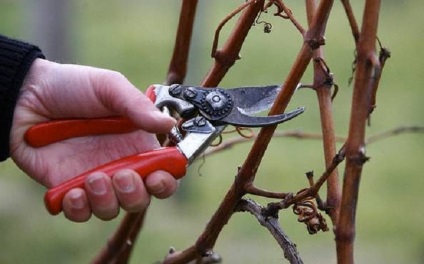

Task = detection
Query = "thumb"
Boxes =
[92,71,176,134]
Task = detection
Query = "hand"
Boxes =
[10,59,179,222]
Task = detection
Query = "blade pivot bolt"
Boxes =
[205,91,228,111]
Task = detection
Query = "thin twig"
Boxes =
[166,0,199,85]
[205,126,423,157]
[264,146,346,213]
[245,183,290,199]
[305,0,341,226]
[204,130,344,156]
[340,0,360,44]
[211,0,254,58]
[366,126,424,144]
[269,0,306,35]
[236,199,304,264]
[203,0,263,87]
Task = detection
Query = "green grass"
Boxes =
[0,1,423,263]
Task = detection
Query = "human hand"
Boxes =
[10,58,179,222]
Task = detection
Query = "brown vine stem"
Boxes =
[166,0,199,85]
[202,0,263,87]
[92,1,199,263]
[336,1,382,263]
[91,212,145,264]
[305,0,340,226]
[111,212,145,264]
[341,0,360,44]
[210,0,253,59]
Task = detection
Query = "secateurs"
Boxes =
[24,84,305,215]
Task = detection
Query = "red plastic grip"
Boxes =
[25,85,159,148]
[25,117,138,147]
[44,147,187,215]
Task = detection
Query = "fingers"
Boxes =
[62,169,178,222]
[112,170,150,212]
[91,70,176,134]
[145,170,179,199]
[62,188,91,222]
[85,172,120,220]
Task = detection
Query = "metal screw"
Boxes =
[169,84,182,96]
[194,117,206,127]
[184,87,198,98]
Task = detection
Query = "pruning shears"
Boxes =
[24,84,305,215]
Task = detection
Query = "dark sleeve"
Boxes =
[0,35,45,161]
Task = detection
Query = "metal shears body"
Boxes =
[25,84,305,215]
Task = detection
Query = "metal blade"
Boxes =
[226,85,281,115]
[218,106,305,127]
[166,84,304,127]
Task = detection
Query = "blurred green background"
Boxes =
[0,0,423,263]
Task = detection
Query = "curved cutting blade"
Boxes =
[226,85,281,115]
[218,106,305,127]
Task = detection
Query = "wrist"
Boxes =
[0,36,45,161]
[21,58,52,93]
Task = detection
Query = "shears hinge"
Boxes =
[177,119,225,164]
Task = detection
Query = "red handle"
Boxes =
[25,85,159,148]
[44,147,187,215]
[25,117,139,147]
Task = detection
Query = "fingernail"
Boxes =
[87,174,108,195]
[70,192,84,209]
[114,172,136,193]
[149,180,166,195]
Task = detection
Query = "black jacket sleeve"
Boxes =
[0,35,45,161]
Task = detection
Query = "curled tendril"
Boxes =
[255,9,273,33]
[293,200,329,234]
[210,134,223,147]
[223,126,255,138]
[211,127,254,147]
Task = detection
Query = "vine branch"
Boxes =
[236,199,303,264]
[336,1,382,263]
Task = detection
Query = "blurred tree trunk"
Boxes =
[25,0,74,62]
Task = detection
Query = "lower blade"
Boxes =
[219,106,305,127]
